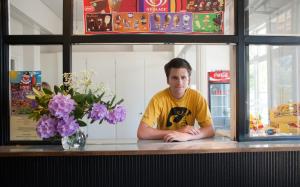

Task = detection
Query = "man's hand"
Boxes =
[177,125,200,135]
[163,131,192,142]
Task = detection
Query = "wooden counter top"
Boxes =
[1,137,300,157]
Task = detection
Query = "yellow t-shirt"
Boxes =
[141,88,213,130]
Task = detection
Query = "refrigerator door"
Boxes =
[209,83,230,130]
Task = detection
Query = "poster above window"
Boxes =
[83,0,225,34]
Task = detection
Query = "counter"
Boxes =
[1,137,300,187]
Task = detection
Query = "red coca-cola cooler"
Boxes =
[208,70,230,130]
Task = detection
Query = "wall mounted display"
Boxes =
[83,0,225,34]
[10,71,42,140]
[193,12,223,33]
[113,12,149,32]
[85,13,113,33]
[186,0,225,12]
[150,12,192,32]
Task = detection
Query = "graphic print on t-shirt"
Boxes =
[166,107,192,127]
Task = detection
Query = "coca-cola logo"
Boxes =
[209,71,230,82]
[145,0,168,7]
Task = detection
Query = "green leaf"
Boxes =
[86,94,94,104]
[73,94,85,104]
[114,99,124,107]
[98,118,104,124]
[42,88,53,95]
[98,92,105,100]
[54,85,60,94]
[109,95,116,106]
[60,85,65,91]
[73,106,84,119]
[68,88,74,96]
[77,120,87,127]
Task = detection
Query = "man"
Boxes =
[137,58,215,142]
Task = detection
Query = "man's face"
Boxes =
[167,68,190,97]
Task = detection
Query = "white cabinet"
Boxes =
[71,51,172,139]
[115,53,145,138]
[72,53,116,139]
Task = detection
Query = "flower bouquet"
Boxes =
[28,71,126,149]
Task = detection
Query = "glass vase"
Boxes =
[61,129,87,150]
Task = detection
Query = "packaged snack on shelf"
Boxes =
[269,102,300,134]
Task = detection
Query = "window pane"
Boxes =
[9,0,63,34]
[71,44,233,140]
[73,0,235,35]
[248,0,300,36]
[249,45,300,137]
[9,45,62,140]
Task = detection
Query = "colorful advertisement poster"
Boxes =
[85,13,113,33]
[113,12,149,32]
[10,71,42,141]
[150,12,192,32]
[186,0,225,12]
[193,12,223,33]
[10,71,42,115]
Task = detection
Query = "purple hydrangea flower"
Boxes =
[36,115,57,138]
[106,105,126,124]
[57,116,79,137]
[48,93,76,119]
[88,103,108,121]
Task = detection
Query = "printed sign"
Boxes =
[85,13,113,33]
[193,12,223,33]
[186,0,225,12]
[113,12,149,32]
[208,70,230,82]
[150,12,192,32]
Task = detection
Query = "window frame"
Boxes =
[1,0,300,144]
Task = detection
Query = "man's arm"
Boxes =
[164,125,215,142]
[137,122,175,140]
[138,121,215,142]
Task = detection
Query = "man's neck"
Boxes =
[169,88,187,99]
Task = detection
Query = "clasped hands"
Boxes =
[163,126,200,142]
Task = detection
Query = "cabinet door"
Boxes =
[144,52,170,105]
[72,53,116,139]
[115,53,145,138]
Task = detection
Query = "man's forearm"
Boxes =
[137,123,175,140]
[187,126,215,140]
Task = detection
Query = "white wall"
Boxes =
[40,53,61,88]
[70,51,171,139]
[10,0,62,34]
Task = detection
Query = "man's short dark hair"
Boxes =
[164,58,192,79]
